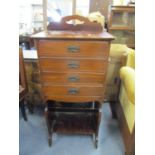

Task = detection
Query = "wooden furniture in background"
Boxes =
[108,5,135,49]
[19,47,28,121]
[32,15,114,148]
[24,55,42,112]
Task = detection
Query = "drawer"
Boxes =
[39,58,108,73]
[41,72,106,84]
[38,40,109,58]
[43,95,104,103]
[42,85,105,97]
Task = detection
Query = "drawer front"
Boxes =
[38,40,109,58]
[41,72,106,84]
[39,58,108,73]
[42,85,104,97]
[43,95,104,103]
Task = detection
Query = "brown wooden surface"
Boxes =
[111,5,135,12]
[109,27,134,31]
[39,58,108,73]
[32,31,114,41]
[19,48,27,100]
[49,112,96,134]
[41,72,106,85]
[32,30,112,103]
[44,95,104,103]
[33,15,114,147]
[47,15,103,32]
[38,40,110,58]
[42,84,104,96]
[19,47,29,121]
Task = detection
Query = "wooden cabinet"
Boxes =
[108,5,135,48]
[32,15,114,148]
[33,31,114,104]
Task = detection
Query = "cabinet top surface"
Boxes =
[31,31,115,41]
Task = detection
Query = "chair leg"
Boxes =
[20,99,27,121]
[27,100,34,114]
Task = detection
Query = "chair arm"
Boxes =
[120,66,135,104]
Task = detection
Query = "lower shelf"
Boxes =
[48,112,97,134]
[45,101,101,148]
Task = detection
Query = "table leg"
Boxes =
[20,99,27,121]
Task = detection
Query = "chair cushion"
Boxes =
[120,66,135,104]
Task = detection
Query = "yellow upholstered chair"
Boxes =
[116,48,135,155]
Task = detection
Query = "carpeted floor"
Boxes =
[19,103,124,155]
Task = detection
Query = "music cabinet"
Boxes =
[32,15,114,148]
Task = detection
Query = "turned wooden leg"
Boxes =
[27,100,34,114]
[20,99,27,121]
[45,109,52,146]
[93,102,102,149]
[46,117,52,146]
[93,133,98,149]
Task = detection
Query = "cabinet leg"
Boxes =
[47,122,52,147]
[93,102,101,149]
[95,134,98,149]
[93,133,98,149]
[45,108,57,147]
[48,138,52,146]
[45,115,52,147]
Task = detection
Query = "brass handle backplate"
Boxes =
[68,61,80,69]
[68,76,80,82]
[68,88,79,95]
[67,45,80,53]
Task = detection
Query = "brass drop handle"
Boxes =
[68,76,80,82]
[67,45,80,53]
[68,61,80,69]
[68,88,79,95]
